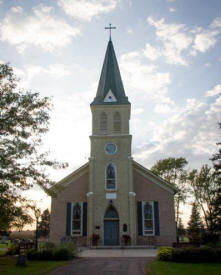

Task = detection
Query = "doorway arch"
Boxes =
[104,206,119,246]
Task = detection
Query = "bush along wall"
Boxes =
[157,247,221,263]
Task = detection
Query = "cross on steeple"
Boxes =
[105,23,116,40]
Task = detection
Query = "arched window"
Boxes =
[104,206,119,219]
[72,203,82,235]
[143,202,154,235]
[106,163,116,189]
[113,112,121,133]
[100,112,107,132]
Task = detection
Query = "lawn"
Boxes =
[147,261,221,275]
[0,257,69,275]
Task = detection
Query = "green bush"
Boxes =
[6,245,19,255]
[58,243,78,257]
[40,249,54,260]
[53,248,73,261]
[41,242,55,250]
[157,247,173,261]
[27,249,41,260]
[172,247,221,263]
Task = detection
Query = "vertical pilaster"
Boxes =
[128,156,136,245]
[87,157,94,246]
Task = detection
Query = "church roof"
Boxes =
[91,39,130,105]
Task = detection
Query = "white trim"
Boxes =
[87,192,94,197]
[105,162,117,191]
[129,192,136,197]
[104,90,117,102]
[71,202,83,236]
[142,201,155,236]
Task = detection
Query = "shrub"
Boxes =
[41,242,56,250]
[6,245,19,255]
[40,249,54,260]
[53,248,73,261]
[202,233,220,245]
[27,249,41,260]
[172,247,221,263]
[157,247,173,261]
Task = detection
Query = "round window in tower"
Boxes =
[105,143,117,154]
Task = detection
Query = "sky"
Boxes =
[1,0,221,222]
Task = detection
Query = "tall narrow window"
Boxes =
[143,202,154,235]
[100,112,107,132]
[113,112,121,133]
[72,203,82,235]
[106,163,116,189]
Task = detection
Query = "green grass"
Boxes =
[147,261,221,275]
[0,257,69,275]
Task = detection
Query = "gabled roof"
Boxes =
[53,162,89,188]
[133,160,178,194]
[91,39,130,105]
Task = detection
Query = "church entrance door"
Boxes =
[104,206,119,246]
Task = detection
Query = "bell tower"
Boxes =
[87,34,136,245]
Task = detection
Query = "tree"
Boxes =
[210,123,221,231]
[37,209,50,238]
[187,202,204,243]
[177,218,185,237]
[151,157,189,222]
[188,165,217,233]
[0,63,67,231]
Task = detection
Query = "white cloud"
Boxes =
[210,17,221,29]
[0,5,80,53]
[169,7,176,13]
[57,0,119,21]
[126,27,134,34]
[206,84,221,97]
[146,16,221,66]
[120,51,171,102]
[192,30,219,53]
[134,97,221,169]
[147,17,192,65]
[143,43,161,61]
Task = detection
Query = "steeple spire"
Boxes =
[91,38,130,105]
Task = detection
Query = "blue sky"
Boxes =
[1,0,221,217]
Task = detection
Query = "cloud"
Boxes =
[192,30,219,53]
[133,97,221,169]
[143,43,161,61]
[169,7,176,13]
[146,16,221,66]
[206,84,221,97]
[57,0,119,21]
[147,17,192,65]
[0,5,80,53]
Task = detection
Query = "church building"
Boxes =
[50,35,177,247]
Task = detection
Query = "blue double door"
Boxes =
[104,220,119,246]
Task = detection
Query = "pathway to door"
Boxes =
[49,249,157,275]
[49,257,155,275]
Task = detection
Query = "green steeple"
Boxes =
[91,39,130,105]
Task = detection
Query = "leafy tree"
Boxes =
[37,209,50,238]
[188,165,217,233]
[0,63,67,231]
[187,202,204,243]
[151,157,189,222]
[210,123,221,231]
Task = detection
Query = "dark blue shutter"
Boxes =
[137,201,143,235]
[83,202,87,236]
[154,201,160,236]
[66,202,71,236]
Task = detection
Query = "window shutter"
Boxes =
[83,202,87,236]
[137,201,143,235]
[154,201,160,236]
[66,202,72,236]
